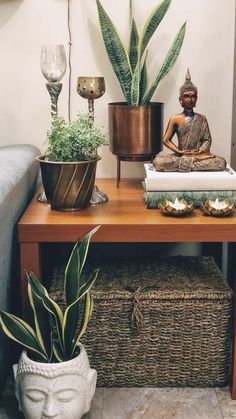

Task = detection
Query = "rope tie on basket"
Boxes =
[131,286,144,330]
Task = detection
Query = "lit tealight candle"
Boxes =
[167,198,186,210]
[209,198,228,210]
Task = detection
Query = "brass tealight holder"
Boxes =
[159,198,194,217]
[77,76,108,204]
[200,198,235,217]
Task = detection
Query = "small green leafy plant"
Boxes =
[0,226,100,363]
[96,0,186,105]
[45,112,107,162]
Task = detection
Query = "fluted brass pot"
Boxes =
[108,102,163,160]
[37,156,100,211]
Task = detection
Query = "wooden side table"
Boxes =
[18,178,236,399]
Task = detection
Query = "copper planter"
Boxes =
[108,102,163,160]
[37,156,100,211]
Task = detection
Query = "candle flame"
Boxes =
[209,198,228,210]
[167,198,186,210]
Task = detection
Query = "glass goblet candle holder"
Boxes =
[41,44,66,116]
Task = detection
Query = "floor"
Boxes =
[1,375,236,419]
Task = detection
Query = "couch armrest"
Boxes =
[0,144,40,393]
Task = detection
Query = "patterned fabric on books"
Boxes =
[143,189,236,209]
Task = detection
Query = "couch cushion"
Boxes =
[0,144,40,393]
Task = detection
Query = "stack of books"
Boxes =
[143,163,236,208]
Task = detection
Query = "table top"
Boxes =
[18,179,236,243]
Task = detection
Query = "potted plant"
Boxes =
[0,226,100,419]
[37,112,107,210]
[96,0,186,183]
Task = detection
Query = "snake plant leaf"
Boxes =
[129,0,133,26]
[62,267,99,358]
[72,291,92,355]
[89,295,94,321]
[65,226,100,306]
[28,272,64,352]
[96,0,132,103]
[0,226,100,363]
[139,50,148,102]
[28,272,63,323]
[62,296,81,359]
[64,242,80,307]
[0,311,48,362]
[141,22,186,105]
[53,339,65,362]
[130,61,140,105]
[77,226,100,275]
[78,268,100,300]
[139,0,172,58]
[28,279,53,360]
[128,18,139,73]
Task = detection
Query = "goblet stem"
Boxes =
[46,82,62,117]
[88,98,94,124]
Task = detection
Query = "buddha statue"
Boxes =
[153,69,226,172]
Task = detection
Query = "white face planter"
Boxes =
[13,344,97,419]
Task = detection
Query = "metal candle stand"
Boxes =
[77,76,108,203]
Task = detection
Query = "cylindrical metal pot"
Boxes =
[108,102,163,160]
[37,156,100,211]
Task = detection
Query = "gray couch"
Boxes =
[0,144,40,394]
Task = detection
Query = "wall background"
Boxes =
[0,0,235,180]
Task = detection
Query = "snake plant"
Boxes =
[0,226,100,363]
[96,0,186,105]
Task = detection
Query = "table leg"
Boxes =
[117,156,121,188]
[20,242,41,320]
[231,301,236,399]
[228,242,236,399]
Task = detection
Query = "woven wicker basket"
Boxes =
[49,256,232,387]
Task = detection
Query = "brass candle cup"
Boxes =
[77,76,106,124]
[200,198,235,217]
[159,198,193,217]
[77,76,105,100]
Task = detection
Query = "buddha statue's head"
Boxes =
[14,345,97,419]
[179,69,198,109]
